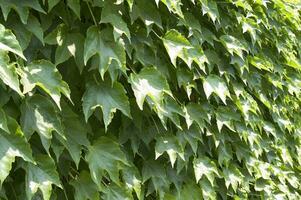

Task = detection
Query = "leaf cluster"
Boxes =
[0,0,300,199]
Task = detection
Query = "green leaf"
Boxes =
[82,80,131,130]
[162,29,191,67]
[70,170,100,200]
[156,96,183,129]
[129,67,172,110]
[102,184,133,200]
[0,129,34,184]
[142,160,169,194]
[162,30,207,71]
[122,166,142,199]
[60,101,89,167]
[131,0,162,34]
[67,0,81,18]
[0,0,45,24]
[176,67,197,98]
[20,60,71,109]
[217,143,232,166]
[203,74,230,104]
[193,156,219,185]
[216,106,241,132]
[249,55,273,71]
[155,134,184,167]
[199,0,220,23]
[85,136,128,186]
[0,23,26,60]
[177,125,203,154]
[219,35,248,58]
[0,108,9,133]
[84,26,126,79]
[48,0,60,11]
[0,51,22,95]
[223,164,243,192]
[160,0,183,17]
[184,102,211,130]
[20,95,64,152]
[25,14,44,45]
[56,32,85,71]
[178,181,203,199]
[101,3,131,41]
[199,178,217,200]
[25,155,62,200]
[44,24,85,72]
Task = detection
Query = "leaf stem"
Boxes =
[86,2,98,26]
[150,115,160,134]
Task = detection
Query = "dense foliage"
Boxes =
[0,0,300,199]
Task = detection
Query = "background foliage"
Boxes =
[0,0,300,199]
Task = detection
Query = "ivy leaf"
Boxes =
[25,155,62,200]
[20,95,64,152]
[25,14,44,45]
[0,108,9,133]
[102,184,133,200]
[216,106,241,132]
[203,74,230,104]
[178,182,203,200]
[155,134,184,167]
[82,80,131,130]
[217,143,232,166]
[199,178,217,200]
[0,0,45,24]
[85,136,129,186]
[176,67,197,98]
[59,101,90,167]
[142,160,169,194]
[0,129,34,184]
[162,29,191,67]
[20,60,71,109]
[0,24,26,60]
[84,26,126,79]
[0,51,22,95]
[101,3,131,41]
[44,25,85,72]
[70,170,100,200]
[156,96,183,129]
[160,0,183,17]
[122,166,142,199]
[48,0,60,11]
[223,164,243,192]
[162,30,207,71]
[129,67,172,110]
[199,0,220,23]
[249,56,273,71]
[184,103,212,130]
[193,156,219,185]
[219,35,248,58]
[56,32,85,72]
[67,0,80,18]
[177,125,203,154]
[131,0,162,34]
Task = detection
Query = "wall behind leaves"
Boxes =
[0,0,300,199]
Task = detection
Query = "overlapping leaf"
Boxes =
[20,60,71,108]
[0,0,299,199]
[82,80,131,130]
[85,137,129,186]
[84,26,126,79]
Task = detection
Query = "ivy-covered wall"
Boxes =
[0,0,300,199]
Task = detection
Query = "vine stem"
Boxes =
[86,1,98,26]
